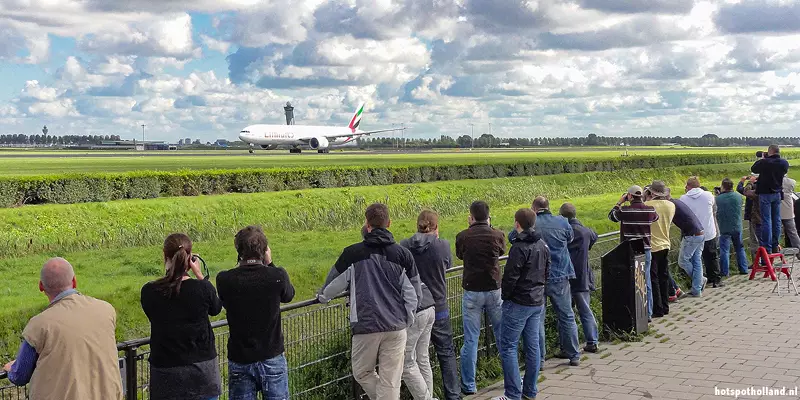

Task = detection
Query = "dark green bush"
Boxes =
[0,151,796,208]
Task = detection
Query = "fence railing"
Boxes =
[0,228,729,400]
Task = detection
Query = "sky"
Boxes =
[1,0,800,142]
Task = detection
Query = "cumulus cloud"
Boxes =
[78,13,198,59]
[715,1,800,34]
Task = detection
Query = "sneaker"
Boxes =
[522,396,536,400]
[491,397,510,400]
[584,343,599,353]
[740,269,751,275]
[701,276,708,291]
[687,292,701,298]
[668,294,678,302]
[711,281,726,288]
[554,352,570,359]
[676,288,687,299]
[462,389,477,396]
[569,358,580,367]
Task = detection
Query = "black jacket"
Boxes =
[400,233,451,315]
[752,155,790,195]
[567,219,598,293]
[456,221,506,292]
[216,262,295,364]
[501,228,549,307]
[320,228,422,335]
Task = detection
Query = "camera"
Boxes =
[713,186,721,196]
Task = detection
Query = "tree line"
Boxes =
[359,133,800,148]
[0,134,122,145]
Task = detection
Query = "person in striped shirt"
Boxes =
[608,185,660,322]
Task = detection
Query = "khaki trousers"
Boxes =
[352,329,407,400]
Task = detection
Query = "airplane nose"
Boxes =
[239,133,246,141]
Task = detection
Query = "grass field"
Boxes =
[0,147,771,176]
[1,159,794,359]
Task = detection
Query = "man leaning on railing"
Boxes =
[2,257,123,400]
[318,203,421,400]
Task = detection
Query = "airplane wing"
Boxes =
[323,127,407,140]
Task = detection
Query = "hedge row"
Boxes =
[1,151,796,207]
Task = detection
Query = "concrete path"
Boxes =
[469,275,800,400]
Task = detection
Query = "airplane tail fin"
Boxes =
[348,102,365,133]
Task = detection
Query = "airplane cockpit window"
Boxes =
[240,130,250,133]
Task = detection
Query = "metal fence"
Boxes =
[0,229,726,400]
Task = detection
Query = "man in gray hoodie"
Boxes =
[401,210,459,400]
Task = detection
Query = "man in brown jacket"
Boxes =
[455,200,506,395]
[3,257,123,400]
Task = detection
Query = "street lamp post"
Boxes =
[141,124,146,142]
[469,123,474,149]
[401,122,405,148]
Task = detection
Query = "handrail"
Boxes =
[114,229,622,351]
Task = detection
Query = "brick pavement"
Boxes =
[469,275,800,400]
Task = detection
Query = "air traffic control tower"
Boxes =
[284,102,295,125]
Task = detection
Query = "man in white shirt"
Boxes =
[781,176,800,250]
[680,177,723,288]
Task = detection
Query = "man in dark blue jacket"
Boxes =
[510,196,581,366]
[560,203,600,353]
[499,208,549,400]
[752,145,790,253]
[319,203,421,400]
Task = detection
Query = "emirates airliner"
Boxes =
[238,102,401,153]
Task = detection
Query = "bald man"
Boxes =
[3,258,123,400]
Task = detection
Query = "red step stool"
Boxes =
[749,246,785,282]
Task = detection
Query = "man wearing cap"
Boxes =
[644,181,675,318]
[608,186,659,321]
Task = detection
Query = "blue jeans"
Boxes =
[679,235,705,295]
[644,249,652,318]
[720,231,749,275]
[537,279,580,361]
[760,193,782,252]
[500,302,544,400]
[460,290,502,393]
[228,354,289,400]
[572,291,598,345]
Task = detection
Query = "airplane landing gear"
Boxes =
[318,149,330,154]
[248,149,254,154]
[289,148,302,154]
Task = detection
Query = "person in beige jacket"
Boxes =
[2,257,122,400]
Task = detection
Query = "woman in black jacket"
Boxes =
[141,233,223,400]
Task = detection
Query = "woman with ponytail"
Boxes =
[141,233,223,400]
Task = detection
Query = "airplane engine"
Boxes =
[309,137,329,149]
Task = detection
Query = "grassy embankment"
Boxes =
[0,147,776,176]
[1,160,793,360]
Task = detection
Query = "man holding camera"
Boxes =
[217,226,296,400]
[716,178,749,276]
[738,174,762,258]
[752,145,790,253]
[609,186,659,320]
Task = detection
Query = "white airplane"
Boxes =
[238,102,402,153]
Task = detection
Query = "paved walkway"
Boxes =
[469,275,800,400]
